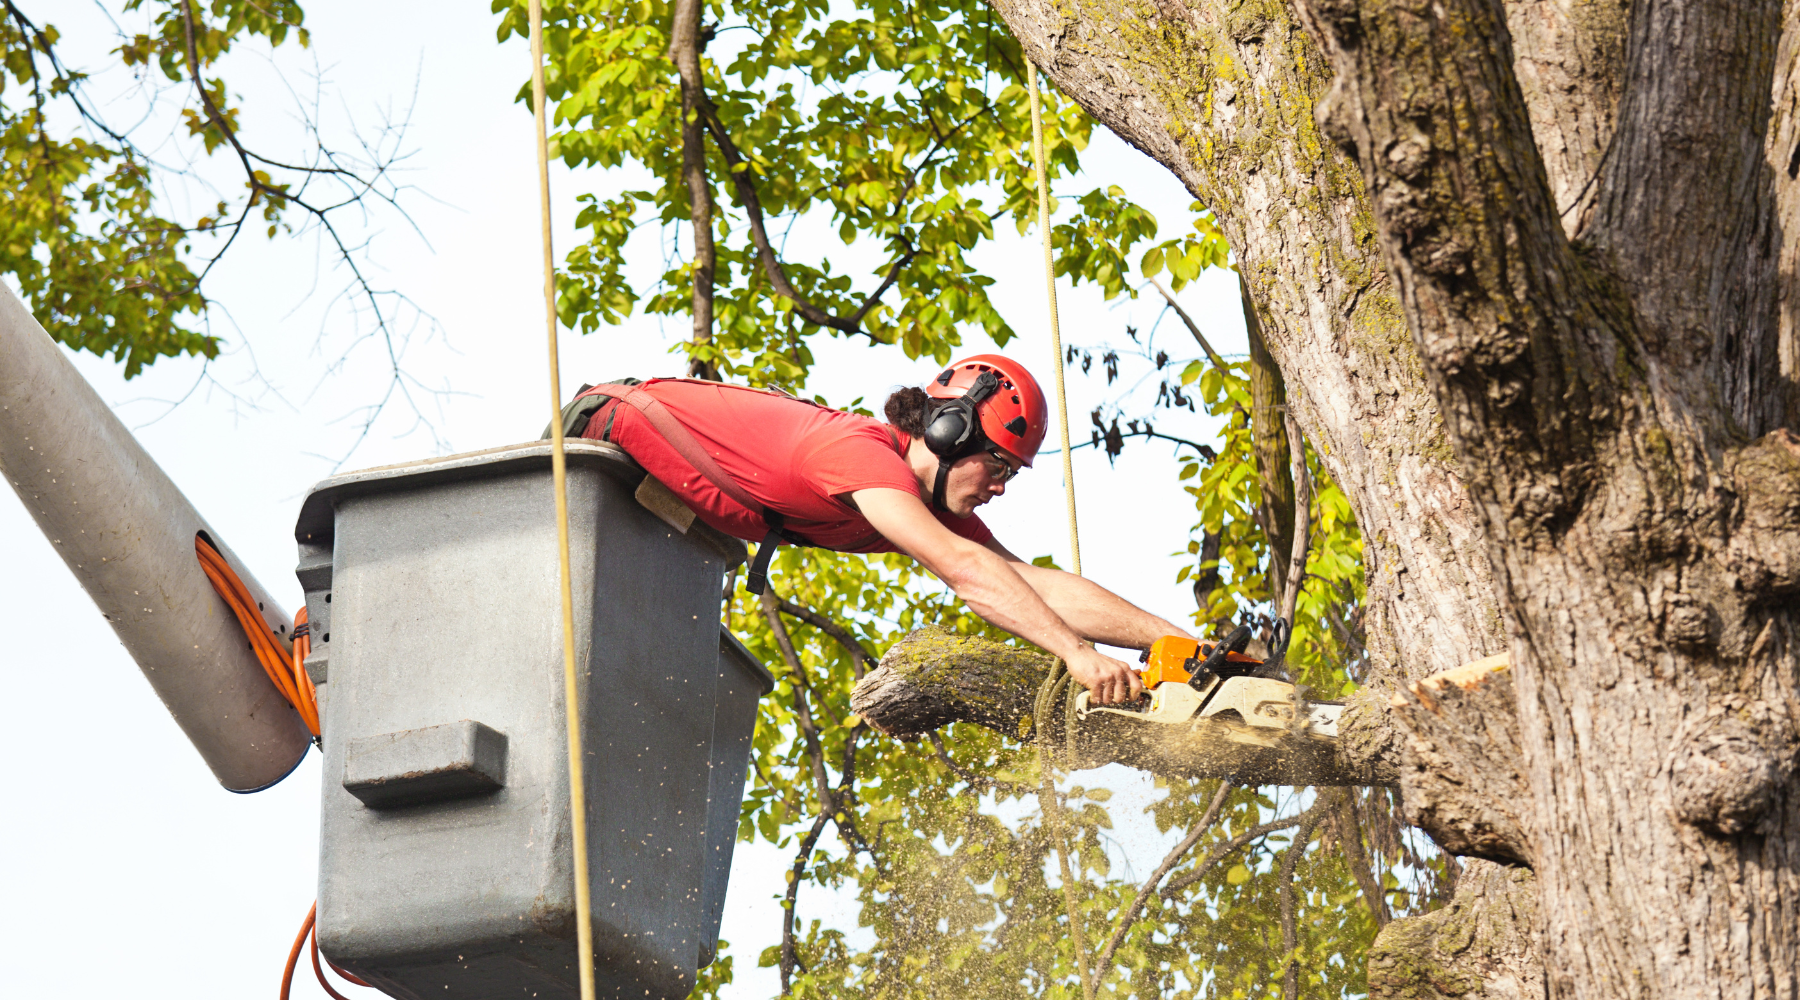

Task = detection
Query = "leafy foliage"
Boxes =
[498,0,1170,385]
[0,3,225,375]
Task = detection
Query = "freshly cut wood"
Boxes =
[1391,657,1530,866]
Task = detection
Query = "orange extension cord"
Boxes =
[195,537,376,997]
[194,534,321,737]
[280,902,375,1000]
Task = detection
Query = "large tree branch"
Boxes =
[693,103,916,337]
[1588,0,1788,433]
[1297,0,1619,538]
[851,627,1403,786]
[852,627,1542,864]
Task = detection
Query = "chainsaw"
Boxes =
[1077,622,1344,737]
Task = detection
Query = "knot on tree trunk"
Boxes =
[1725,429,1800,599]
[1669,696,1799,837]
[1391,656,1531,865]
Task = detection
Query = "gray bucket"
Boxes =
[293,441,769,1000]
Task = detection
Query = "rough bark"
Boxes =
[988,0,1508,690]
[1295,0,1800,994]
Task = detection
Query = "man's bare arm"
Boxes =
[849,487,1142,704]
[984,539,1193,649]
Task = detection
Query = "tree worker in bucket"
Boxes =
[549,354,1193,705]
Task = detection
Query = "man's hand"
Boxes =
[1065,645,1144,705]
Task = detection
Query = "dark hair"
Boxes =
[883,386,933,435]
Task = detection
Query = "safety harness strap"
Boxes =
[577,381,897,594]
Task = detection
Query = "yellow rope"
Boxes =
[1028,59,1095,1000]
[1027,61,1081,579]
[528,5,597,998]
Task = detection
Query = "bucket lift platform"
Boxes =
[294,441,769,1000]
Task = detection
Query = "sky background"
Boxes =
[0,3,1250,996]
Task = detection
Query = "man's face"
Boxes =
[941,447,1023,517]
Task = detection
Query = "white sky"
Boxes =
[0,3,1249,996]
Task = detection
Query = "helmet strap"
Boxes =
[931,458,953,514]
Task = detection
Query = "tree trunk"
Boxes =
[982,0,1800,996]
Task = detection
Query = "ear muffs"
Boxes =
[923,371,999,456]
[923,371,999,511]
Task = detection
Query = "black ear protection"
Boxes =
[923,370,1000,511]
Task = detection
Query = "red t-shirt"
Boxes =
[579,379,993,553]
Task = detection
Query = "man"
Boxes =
[557,355,1192,705]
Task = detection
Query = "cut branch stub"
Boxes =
[850,626,1054,740]
[1390,656,1531,866]
[852,627,1404,787]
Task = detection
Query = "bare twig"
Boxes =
[1054,425,1218,459]
[1093,781,1234,977]
[173,0,445,468]
[776,596,877,679]
[1148,274,1229,372]
[1161,799,1326,897]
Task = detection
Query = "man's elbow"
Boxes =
[930,541,995,596]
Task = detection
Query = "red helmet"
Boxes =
[924,354,1049,466]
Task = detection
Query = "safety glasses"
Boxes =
[983,447,1023,484]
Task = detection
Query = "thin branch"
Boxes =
[926,731,1029,794]
[694,102,916,336]
[1280,798,1328,1000]
[761,591,837,804]
[776,596,878,679]
[1161,801,1325,898]
[1278,409,1313,623]
[1050,426,1218,458]
[778,810,830,993]
[1093,781,1234,976]
[1148,275,1229,371]
[668,0,718,378]
[1335,791,1392,929]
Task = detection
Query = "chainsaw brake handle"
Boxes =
[1187,624,1253,691]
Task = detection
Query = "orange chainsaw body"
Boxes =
[1140,634,1264,688]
